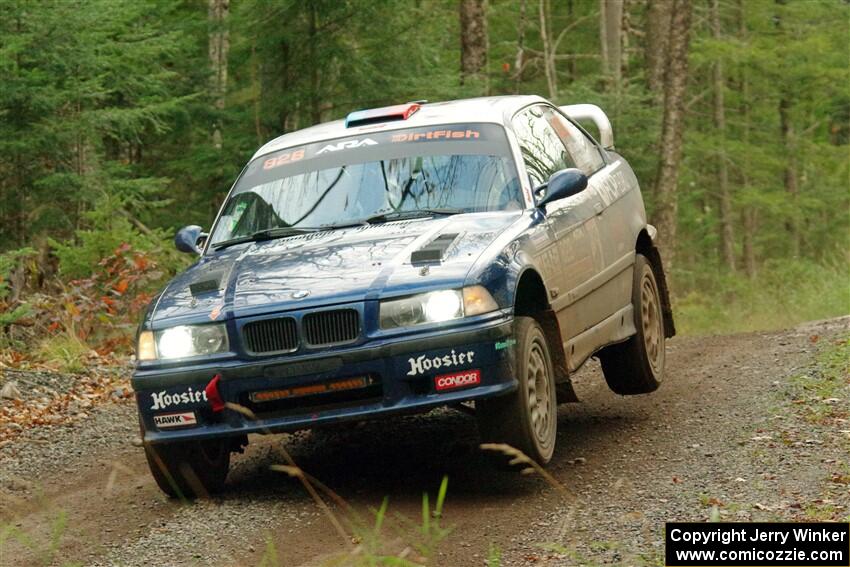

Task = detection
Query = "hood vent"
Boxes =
[410,233,458,264]
[189,278,220,296]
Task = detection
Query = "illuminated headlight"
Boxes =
[380,286,498,329]
[137,324,229,360]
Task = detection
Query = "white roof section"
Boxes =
[251,95,547,160]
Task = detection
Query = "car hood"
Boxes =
[148,212,521,326]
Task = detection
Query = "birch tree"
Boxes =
[652,0,692,264]
[711,0,735,271]
[208,0,229,150]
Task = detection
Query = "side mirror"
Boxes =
[535,168,588,208]
[174,225,207,255]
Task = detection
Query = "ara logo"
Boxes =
[407,349,476,376]
[150,387,207,411]
[316,138,378,154]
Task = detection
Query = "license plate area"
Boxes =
[244,375,381,417]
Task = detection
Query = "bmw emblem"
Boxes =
[292,290,310,299]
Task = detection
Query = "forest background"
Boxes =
[0,0,847,369]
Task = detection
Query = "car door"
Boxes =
[549,110,635,325]
[510,105,606,350]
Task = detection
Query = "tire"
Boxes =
[144,439,230,499]
[477,316,558,465]
[599,253,666,395]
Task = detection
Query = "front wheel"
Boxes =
[144,438,230,498]
[599,253,666,395]
[477,316,558,465]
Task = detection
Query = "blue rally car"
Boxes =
[134,96,675,497]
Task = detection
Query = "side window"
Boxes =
[511,106,575,187]
[548,112,605,176]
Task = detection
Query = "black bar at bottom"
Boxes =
[665,522,849,566]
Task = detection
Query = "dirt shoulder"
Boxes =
[1,317,847,567]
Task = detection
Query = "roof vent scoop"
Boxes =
[345,102,420,128]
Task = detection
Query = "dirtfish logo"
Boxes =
[150,387,207,411]
[316,138,378,154]
[407,349,475,376]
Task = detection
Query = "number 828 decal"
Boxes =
[263,149,305,170]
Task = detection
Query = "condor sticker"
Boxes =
[435,369,481,392]
[153,411,197,429]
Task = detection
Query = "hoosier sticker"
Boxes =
[406,349,476,376]
[150,387,207,411]
[153,412,197,429]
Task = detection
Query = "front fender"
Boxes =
[463,211,554,311]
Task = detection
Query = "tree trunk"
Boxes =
[599,0,623,85]
[652,0,692,266]
[711,0,735,271]
[538,0,557,99]
[741,75,758,279]
[566,0,577,81]
[773,0,800,259]
[621,0,632,79]
[460,0,488,91]
[737,0,757,278]
[309,4,321,125]
[645,0,672,94]
[779,96,800,259]
[278,39,292,133]
[208,0,229,150]
[742,208,757,279]
[514,0,526,93]
[250,43,263,145]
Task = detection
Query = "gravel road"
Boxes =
[1,318,847,567]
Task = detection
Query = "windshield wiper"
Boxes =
[363,208,465,225]
[317,220,368,230]
[211,227,318,250]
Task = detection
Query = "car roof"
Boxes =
[251,95,547,160]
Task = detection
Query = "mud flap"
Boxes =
[556,380,580,403]
[536,308,579,402]
[643,245,676,338]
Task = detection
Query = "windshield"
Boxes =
[209,123,521,246]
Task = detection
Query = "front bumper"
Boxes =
[134,317,516,444]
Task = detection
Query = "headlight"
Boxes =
[137,324,229,360]
[380,285,498,329]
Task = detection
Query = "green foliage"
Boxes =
[0,247,36,299]
[673,257,849,335]
[36,334,89,374]
[0,303,32,327]
[0,509,82,567]
[50,218,166,281]
[487,543,502,567]
[788,334,850,424]
[0,0,194,247]
[0,0,846,336]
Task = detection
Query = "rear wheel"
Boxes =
[144,439,230,498]
[477,316,557,465]
[599,253,665,395]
